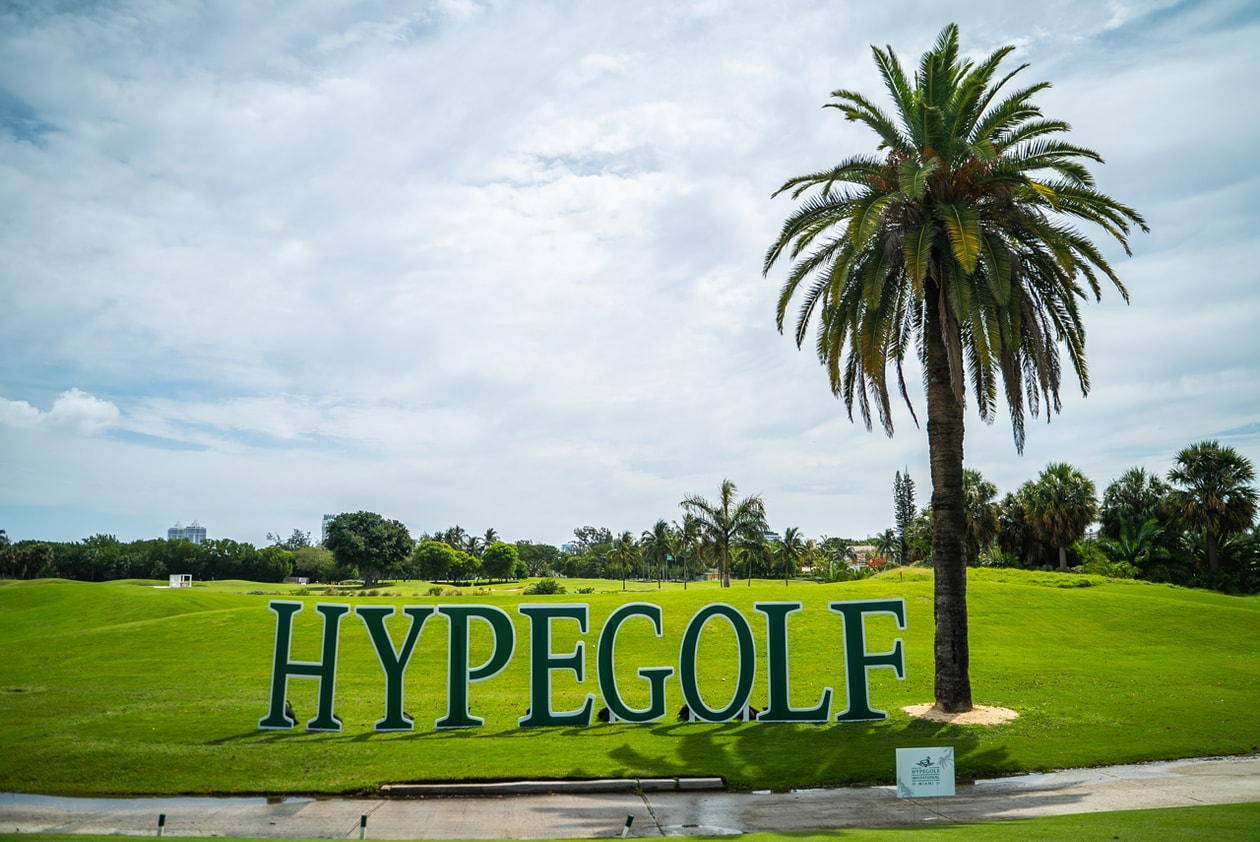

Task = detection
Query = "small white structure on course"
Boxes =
[168,574,193,588]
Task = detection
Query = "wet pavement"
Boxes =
[2,755,1257,838]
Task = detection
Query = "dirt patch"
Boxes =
[903,703,1019,726]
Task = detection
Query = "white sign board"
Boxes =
[895,746,954,797]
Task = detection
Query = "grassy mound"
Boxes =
[1,570,1256,795]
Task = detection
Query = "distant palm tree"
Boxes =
[1026,463,1098,571]
[825,541,858,580]
[438,525,467,551]
[873,528,898,564]
[607,530,640,591]
[674,514,702,589]
[740,533,776,586]
[1167,441,1258,573]
[998,489,1037,565]
[1100,467,1170,541]
[963,469,1000,564]
[640,519,674,589]
[680,479,767,588]
[775,526,806,585]
[763,24,1145,712]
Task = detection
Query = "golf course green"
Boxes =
[1,569,1257,796]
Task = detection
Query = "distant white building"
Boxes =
[167,520,207,544]
[321,514,337,543]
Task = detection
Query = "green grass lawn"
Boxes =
[0,570,1257,796]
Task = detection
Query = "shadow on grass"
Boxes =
[206,713,1015,790]
[598,717,1012,789]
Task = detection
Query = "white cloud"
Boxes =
[0,389,120,435]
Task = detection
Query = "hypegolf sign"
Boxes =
[259,598,907,731]
[895,746,956,797]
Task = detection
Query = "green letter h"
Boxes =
[259,601,349,731]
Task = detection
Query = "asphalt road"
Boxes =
[2,755,1257,838]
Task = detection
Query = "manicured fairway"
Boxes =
[0,570,1257,795]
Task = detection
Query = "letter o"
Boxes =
[678,604,755,722]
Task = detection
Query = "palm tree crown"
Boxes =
[640,519,675,588]
[1025,462,1098,571]
[765,23,1146,445]
[1167,440,1258,573]
[680,478,767,588]
[763,23,1145,712]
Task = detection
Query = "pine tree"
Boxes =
[894,470,916,564]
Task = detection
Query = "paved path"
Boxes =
[2,755,1257,838]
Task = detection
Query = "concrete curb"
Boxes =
[380,777,726,796]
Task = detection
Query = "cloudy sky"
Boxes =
[2,0,1257,548]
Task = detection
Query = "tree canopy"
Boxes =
[1168,441,1258,573]
[323,511,412,589]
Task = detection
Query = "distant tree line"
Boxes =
[0,532,296,583]
[2,440,1254,593]
[888,441,1259,594]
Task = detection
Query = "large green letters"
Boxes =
[261,598,909,730]
[435,605,515,729]
[829,599,906,722]
[596,603,674,723]
[517,604,596,727]
[356,605,435,731]
[678,603,755,722]
[755,602,833,722]
[259,601,349,731]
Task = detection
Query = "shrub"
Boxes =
[523,577,566,595]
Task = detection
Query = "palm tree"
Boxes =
[680,479,767,588]
[1025,462,1098,571]
[963,469,1000,564]
[997,487,1038,566]
[762,24,1145,712]
[740,532,776,585]
[607,530,640,591]
[1100,467,1170,541]
[1167,441,1258,573]
[873,528,899,564]
[775,526,806,585]
[674,514,702,589]
[640,519,674,588]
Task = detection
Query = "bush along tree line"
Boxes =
[891,441,1259,594]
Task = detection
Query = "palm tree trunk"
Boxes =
[1058,545,1068,571]
[925,284,973,713]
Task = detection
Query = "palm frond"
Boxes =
[936,202,981,272]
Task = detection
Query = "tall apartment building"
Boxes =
[321,513,337,544]
[167,520,207,544]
